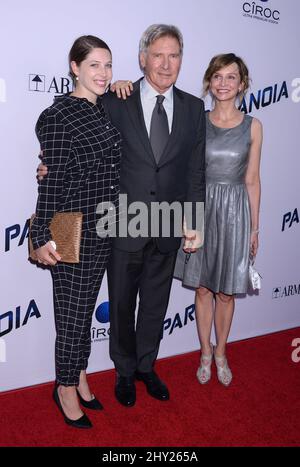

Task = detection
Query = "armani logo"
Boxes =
[29,74,45,92]
[28,74,73,94]
[272,285,300,299]
[272,287,281,299]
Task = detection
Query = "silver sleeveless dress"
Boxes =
[174,113,252,294]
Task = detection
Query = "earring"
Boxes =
[75,76,79,81]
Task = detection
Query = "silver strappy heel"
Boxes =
[196,343,213,384]
[214,348,232,386]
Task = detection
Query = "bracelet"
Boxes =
[251,229,259,234]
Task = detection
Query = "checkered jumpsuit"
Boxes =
[31,95,121,386]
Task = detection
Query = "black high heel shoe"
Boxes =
[76,389,104,410]
[53,385,92,429]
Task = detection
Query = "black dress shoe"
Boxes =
[115,374,136,407]
[135,371,170,401]
[76,389,104,411]
[53,385,93,429]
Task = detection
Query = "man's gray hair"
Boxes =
[139,24,184,55]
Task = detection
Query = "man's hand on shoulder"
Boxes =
[110,80,133,100]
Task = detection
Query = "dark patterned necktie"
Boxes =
[149,95,169,163]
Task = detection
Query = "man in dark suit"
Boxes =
[103,24,206,407]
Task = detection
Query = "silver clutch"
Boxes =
[249,257,262,290]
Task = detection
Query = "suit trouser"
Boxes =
[107,239,178,377]
[51,231,111,386]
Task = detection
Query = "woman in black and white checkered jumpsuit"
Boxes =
[31,36,121,428]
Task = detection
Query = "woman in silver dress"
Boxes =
[175,53,263,386]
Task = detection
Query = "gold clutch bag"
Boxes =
[29,212,83,263]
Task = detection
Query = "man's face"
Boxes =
[140,35,182,94]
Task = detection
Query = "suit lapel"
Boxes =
[157,86,184,166]
[125,81,185,167]
[125,80,157,166]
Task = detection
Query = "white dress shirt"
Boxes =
[140,77,174,136]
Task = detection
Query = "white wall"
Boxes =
[1,0,299,391]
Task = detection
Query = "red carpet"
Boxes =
[0,327,299,447]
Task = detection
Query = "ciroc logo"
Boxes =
[92,301,110,342]
[0,299,41,338]
[29,74,74,94]
[242,1,280,24]
[282,208,299,232]
[95,301,110,324]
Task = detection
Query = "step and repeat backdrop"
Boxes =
[0,0,299,391]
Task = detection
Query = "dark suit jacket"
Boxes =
[102,78,206,253]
